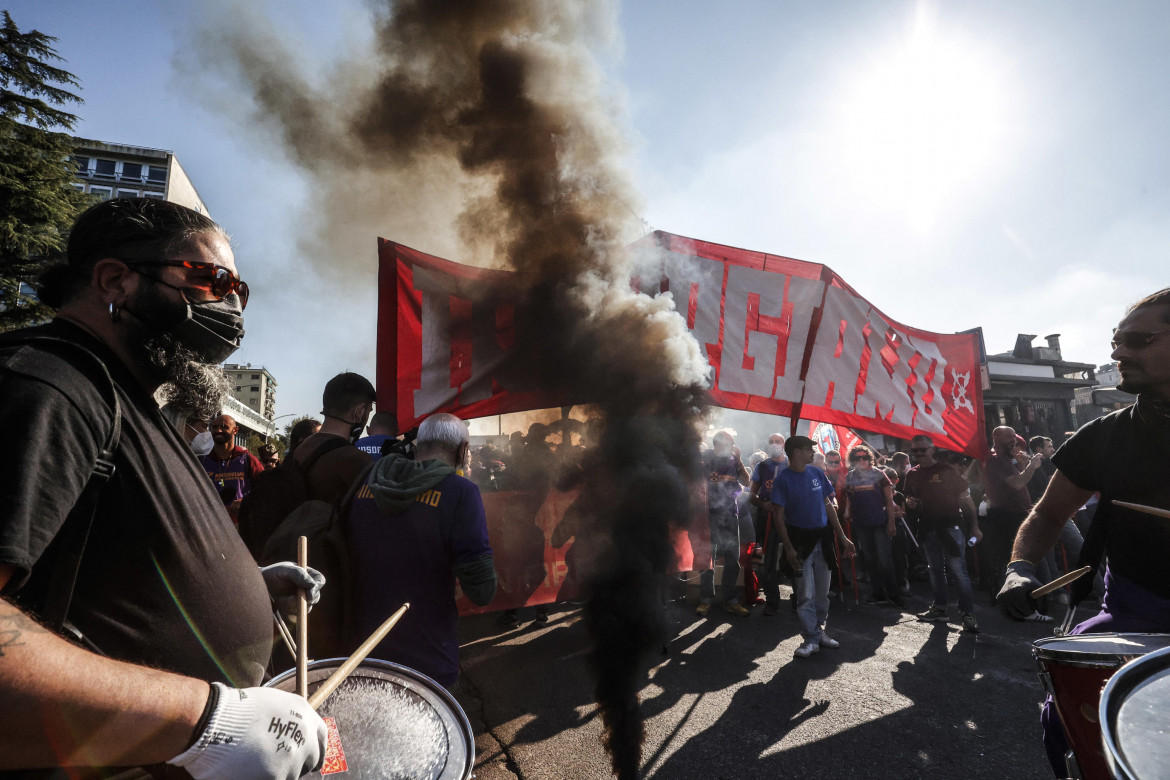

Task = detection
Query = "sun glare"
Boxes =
[834,3,1010,233]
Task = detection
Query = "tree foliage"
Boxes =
[0,11,89,331]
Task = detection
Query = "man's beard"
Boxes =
[142,332,231,421]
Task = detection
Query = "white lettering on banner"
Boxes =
[855,309,915,426]
[412,268,511,417]
[719,265,788,396]
[903,333,948,434]
[773,276,824,402]
[414,267,455,417]
[460,298,509,405]
[804,286,868,413]
[804,286,949,432]
[662,253,722,374]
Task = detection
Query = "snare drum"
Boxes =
[1100,643,1170,780]
[1033,633,1170,780]
[267,658,475,779]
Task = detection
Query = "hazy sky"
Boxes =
[9,1,1168,422]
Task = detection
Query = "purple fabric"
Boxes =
[1041,566,1170,776]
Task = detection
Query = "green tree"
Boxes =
[0,11,89,331]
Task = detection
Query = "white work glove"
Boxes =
[260,563,326,617]
[167,682,327,780]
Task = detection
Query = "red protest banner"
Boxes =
[378,231,986,457]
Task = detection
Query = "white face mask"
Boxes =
[190,431,214,456]
[766,443,785,458]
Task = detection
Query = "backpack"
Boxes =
[259,461,374,661]
[0,334,121,645]
[237,437,350,559]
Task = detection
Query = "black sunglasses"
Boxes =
[1111,329,1170,351]
[850,454,871,461]
[124,258,250,310]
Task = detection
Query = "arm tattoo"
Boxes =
[0,603,50,657]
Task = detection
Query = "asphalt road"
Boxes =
[454,580,1067,780]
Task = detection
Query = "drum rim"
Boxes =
[1033,632,1170,663]
[1099,643,1170,780]
[267,657,476,779]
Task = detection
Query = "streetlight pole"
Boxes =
[267,413,299,443]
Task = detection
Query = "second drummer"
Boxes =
[996,286,1170,776]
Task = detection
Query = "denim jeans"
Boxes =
[795,539,831,641]
[700,508,742,604]
[853,524,899,600]
[922,525,974,614]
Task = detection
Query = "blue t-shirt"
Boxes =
[771,466,834,529]
[347,471,492,687]
[354,433,392,460]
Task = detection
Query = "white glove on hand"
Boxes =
[167,682,326,780]
[260,562,326,617]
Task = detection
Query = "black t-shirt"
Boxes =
[1052,398,1170,598]
[0,321,272,688]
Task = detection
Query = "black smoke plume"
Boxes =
[195,2,709,776]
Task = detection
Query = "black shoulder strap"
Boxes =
[4,336,122,631]
[298,436,351,474]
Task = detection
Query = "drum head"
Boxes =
[267,658,474,779]
[1033,633,1170,662]
[1101,644,1170,780]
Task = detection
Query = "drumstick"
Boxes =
[273,609,297,658]
[308,602,410,709]
[1031,565,1092,599]
[1112,500,1170,520]
[296,536,309,699]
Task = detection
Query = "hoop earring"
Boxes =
[109,302,120,322]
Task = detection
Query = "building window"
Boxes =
[251,374,260,380]
[141,191,164,200]
[251,386,259,392]
[71,155,90,173]
[70,182,85,192]
[147,165,167,183]
[89,186,113,200]
[116,189,139,199]
[94,159,116,179]
[122,162,143,180]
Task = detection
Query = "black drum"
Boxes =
[1100,643,1170,780]
[267,658,475,779]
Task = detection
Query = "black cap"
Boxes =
[784,435,816,457]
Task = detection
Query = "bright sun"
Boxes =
[834,3,1010,234]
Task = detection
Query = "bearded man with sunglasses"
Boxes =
[0,199,325,779]
[996,287,1170,778]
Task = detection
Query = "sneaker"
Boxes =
[961,613,980,633]
[533,610,550,625]
[1052,591,1070,606]
[723,602,751,617]
[819,634,840,649]
[794,639,821,658]
[1023,611,1054,623]
[696,602,712,617]
[763,603,780,616]
[497,610,519,629]
[919,605,948,622]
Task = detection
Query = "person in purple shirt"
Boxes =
[346,412,497,689]
[198,414,264,520]
[842,445,901,608]
[771,436,856,658]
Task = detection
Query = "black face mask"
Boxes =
[125,285,245,364]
